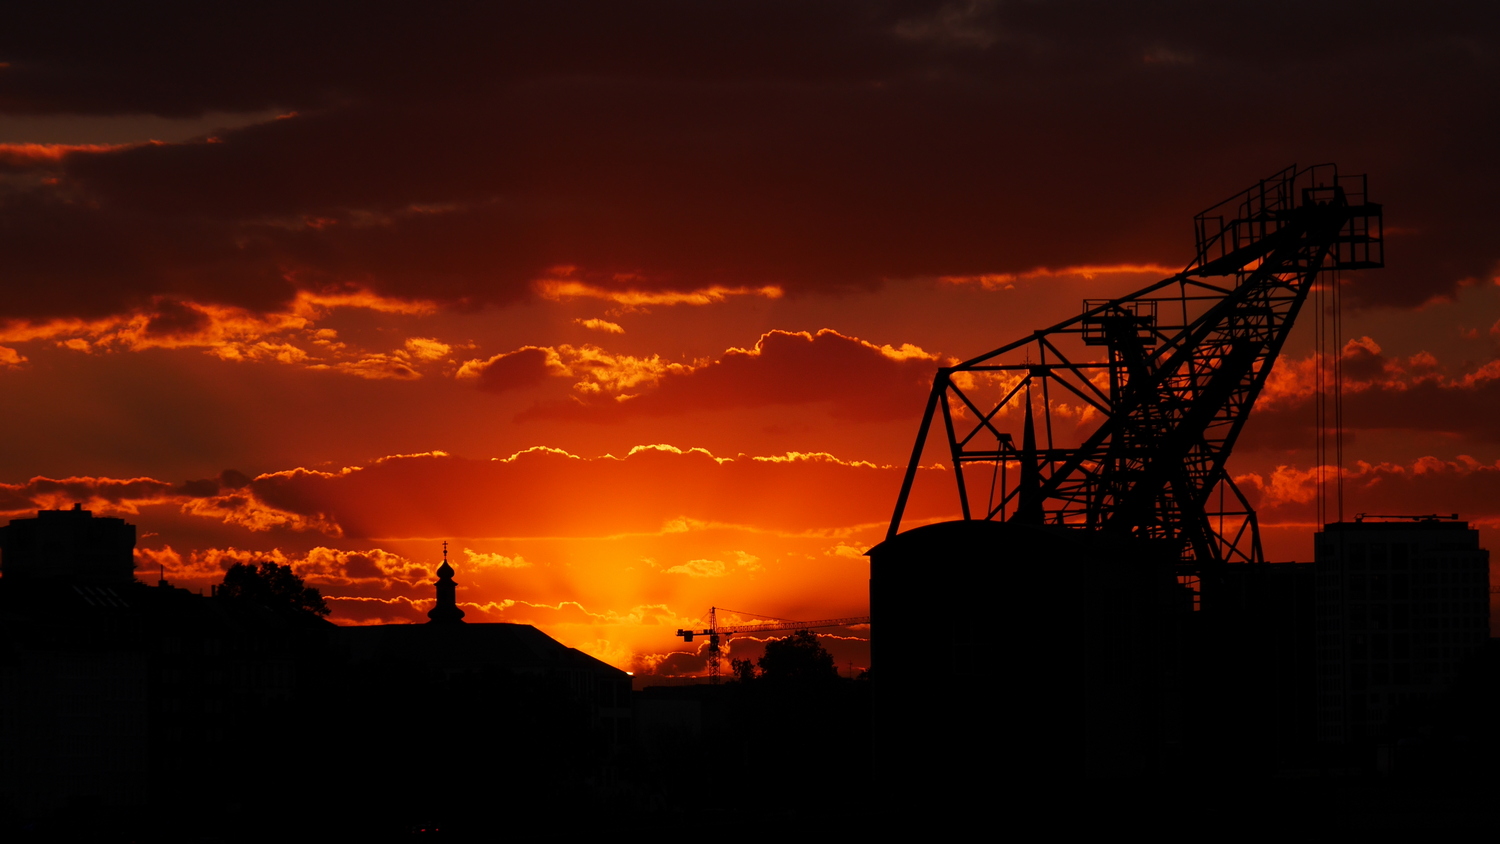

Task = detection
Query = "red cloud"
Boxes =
[1244,345,1500,448]
[247,446,954,540]
[1238,455,1500,531]
[461,347,556,394]
[0,142,128,171]
[0,470,333,533]
[0,446,953,544]
[518,329,940,422]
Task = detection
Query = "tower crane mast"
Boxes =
[676,606,871,684]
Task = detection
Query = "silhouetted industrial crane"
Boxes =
[676,606,871,683]
[888,164,1383,588]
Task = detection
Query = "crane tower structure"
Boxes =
[676,606,871,683]
[887,164,1383,584]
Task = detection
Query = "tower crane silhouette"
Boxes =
[676,606,871,684]
[887,164,1383,594]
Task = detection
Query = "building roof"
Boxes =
[334,622,628,678]
[1322,519,1474,533]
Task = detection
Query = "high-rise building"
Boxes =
[0,503,136,584]
[1194,562,1318,762]
[1314,517,1490,744]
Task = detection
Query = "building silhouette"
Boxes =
[332,547,633,758]
[1190,561,1318,769]
[1314,517,1490,745]
[0,508,333,823]
[868,520,1184,788]
[0,503,135,584]
[0,508,633,833]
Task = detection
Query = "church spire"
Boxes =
[427,541,466,624]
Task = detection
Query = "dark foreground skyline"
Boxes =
[2,504,1495,837]
[2,1,1500,680]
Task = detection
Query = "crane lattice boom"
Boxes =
[888,164,1383,579]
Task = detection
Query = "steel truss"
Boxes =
[888,165,1383,578]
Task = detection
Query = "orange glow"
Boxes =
[0,142,129,163]
[3,34,1496,688]
[535,278,784,306]
[1,444,948,674]
[0,289,456,379]
[939,264,1179,289]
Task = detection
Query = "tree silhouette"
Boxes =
[219,561,330,618]
[730,657,758,683]
[757,629,837,684]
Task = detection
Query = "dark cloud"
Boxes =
[0,473,330,535]
[1245,371,1500,448]
[0,475,178,513]
[519,329,936,422]
[0,189,294,320]
[1,1,1497,320]
[340,552,383,580]
[0,2,925,116]
[176,478,220,498]
[248,447,954,540]
[1342,378,1500,441]
[1243,456,1500,527]
[143,298,211,338]
[470,347,553,394]
[1340,340,1390,383]
[638,650,710,677]
[3,448,929,589]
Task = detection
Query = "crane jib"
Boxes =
[887,164,1383,577]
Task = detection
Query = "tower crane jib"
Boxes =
[675,606,871,684]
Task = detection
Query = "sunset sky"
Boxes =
[3,2,1500,677]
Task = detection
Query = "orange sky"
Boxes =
[4,3,1500,675]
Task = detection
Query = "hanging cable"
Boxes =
[1333,267,1345,523]
[1314,260,1326,528]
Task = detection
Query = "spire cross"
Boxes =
[442,540,448,561]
